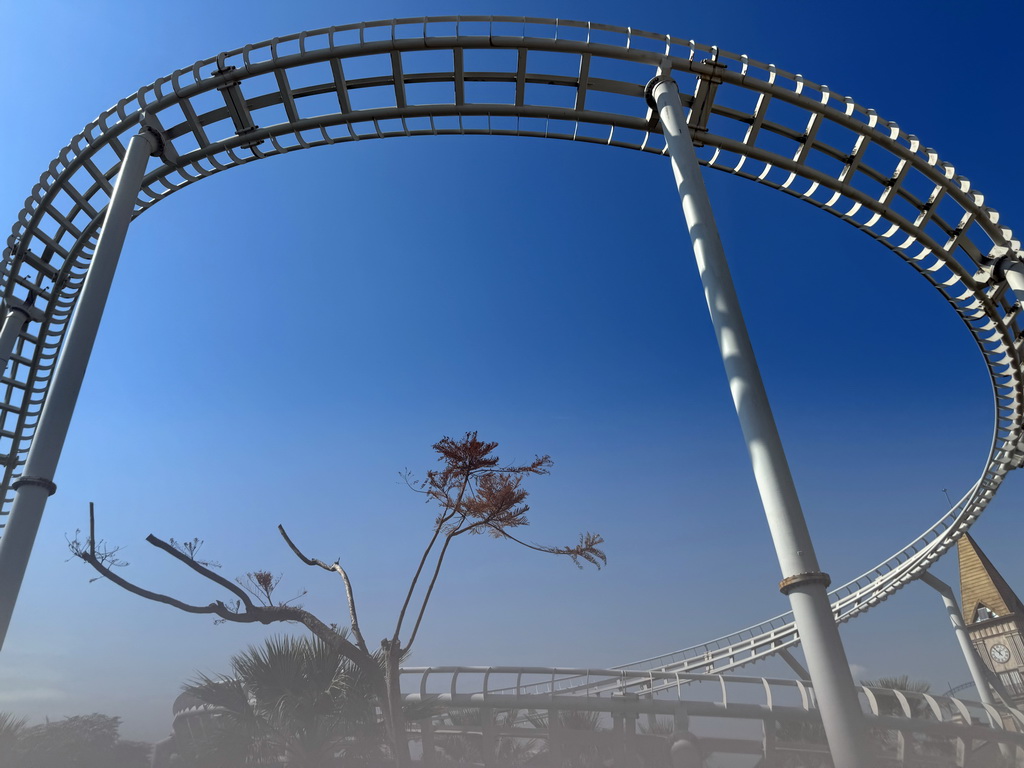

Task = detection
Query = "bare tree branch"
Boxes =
[76,545,244,619]
[392,474,471,645]
[401,511,553,647]
[145,534,255,609]
[483,524,607,569]
[66,503,128,575]
[278,524,368,653]
[168,537,220,569]
[71,506,383,686]
[404,531,458,649]
[89,501,96,556]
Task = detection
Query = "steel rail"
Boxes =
[3,16,1022,687]
[396,666,1024,765]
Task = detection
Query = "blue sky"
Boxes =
[1,0,1023,743]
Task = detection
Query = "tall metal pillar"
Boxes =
[0,129,159,649]
[646,73,870,767]
[918,573,1002,710]
[918,572,1015,762]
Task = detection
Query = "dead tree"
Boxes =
[69,432,605,767]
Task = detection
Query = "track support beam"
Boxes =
[0,129,159,650]
[778,647,810,680]
[918,571,1015,762]
[918,574,1004,707]
[646,72,870,768]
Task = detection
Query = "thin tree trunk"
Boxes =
[383,641,411,768]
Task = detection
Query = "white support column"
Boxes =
[919,572,1016,764]
[918,573,1002,711]
[646,73,869,768]
[0,129,159,650]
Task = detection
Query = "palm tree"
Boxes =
[859,676,953,762]
[860,675,932,716]
[769,676,941,767]
[770,714,831,768]
[0,713,27,763]
[434,708,538,766]
[176,634,386,768]
[527,710,606,768]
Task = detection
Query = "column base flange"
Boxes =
[12,476,57,496]
[779,571,831,595]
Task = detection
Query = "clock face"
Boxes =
[990,643,1012,664]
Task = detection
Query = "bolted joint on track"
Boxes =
[644,65,725,144]
[643,74,674,112]
[643,74,677,133]
[3,298,46,325]
[138,113,177,165]
[211,63,262,149]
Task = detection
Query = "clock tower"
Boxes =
[958,533,1024,706]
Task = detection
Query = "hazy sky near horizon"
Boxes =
[2,0,1023,744]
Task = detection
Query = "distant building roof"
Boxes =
[957,534,1024,623]
[172,690,218,716]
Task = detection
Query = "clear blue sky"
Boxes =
[1,0,1023,744]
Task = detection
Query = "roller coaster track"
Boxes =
[170,668,1024,764]
[3,17,1023,692]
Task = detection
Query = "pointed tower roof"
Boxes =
[958,534,1024,624]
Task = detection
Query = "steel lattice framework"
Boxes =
[3,16,1024,706]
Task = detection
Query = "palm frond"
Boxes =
[179,633,385,766]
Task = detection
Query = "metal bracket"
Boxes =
[643,60,726,145]
[643,74,672,112]
[687,58,727,136]
[4,297,45,325]
[1002,437,1024,469]
[212,63,262,149]
[644,74,682,132]
[138,112,179,166]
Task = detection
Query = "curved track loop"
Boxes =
[4,17,1024,679]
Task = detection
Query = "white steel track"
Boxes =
[3,17,1023,688]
